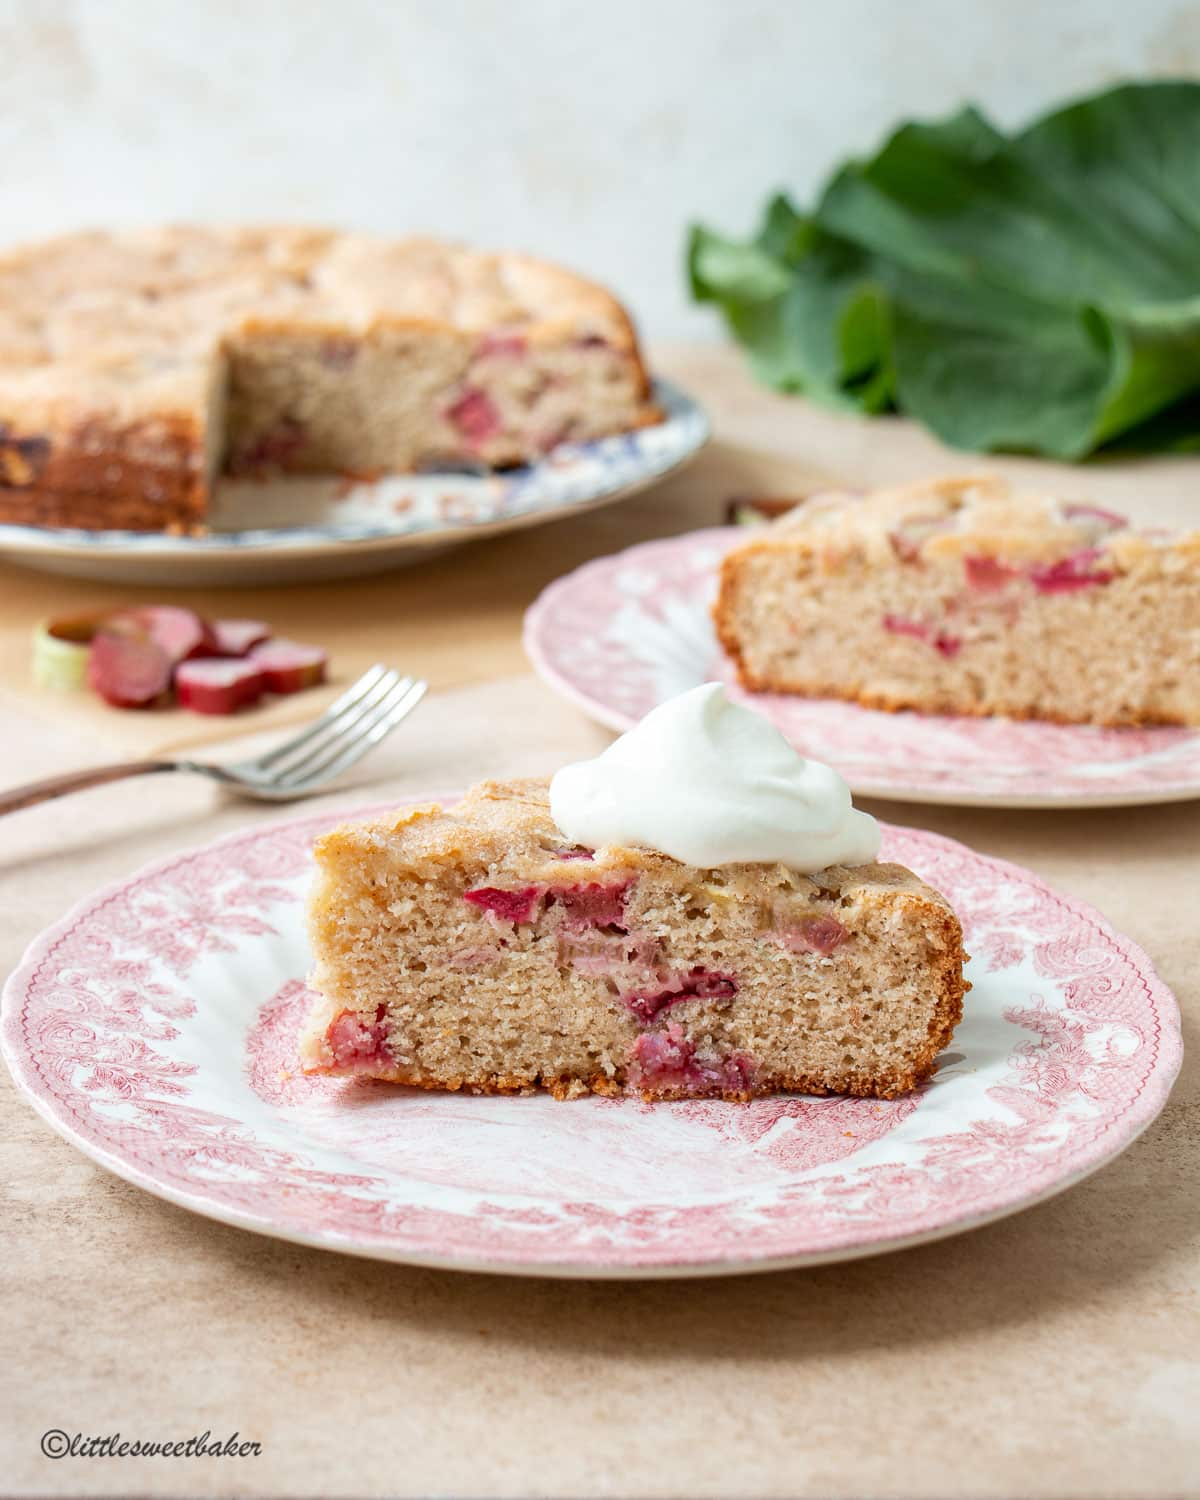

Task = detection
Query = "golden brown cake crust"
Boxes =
[714,474,1200,727]
[0,226,660,532]
[302,778,969,1103]
[0,413,207,531]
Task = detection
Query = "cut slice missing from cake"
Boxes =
[302,691,968,1102]
[714,474,1200,727]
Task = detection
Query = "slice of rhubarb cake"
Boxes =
[303,695,967,1102]
[714,474,1200,726]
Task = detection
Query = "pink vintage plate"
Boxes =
[1,798,1180,1277]
[524,528,1200,809]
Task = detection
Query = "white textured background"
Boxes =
[1,0,1197,337]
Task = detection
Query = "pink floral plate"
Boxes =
[1,796,1181,1277]
[524,528,1200,809]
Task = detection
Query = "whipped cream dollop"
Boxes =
[549,683,881,872]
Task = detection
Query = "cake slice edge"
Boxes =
[300,781,969,1102]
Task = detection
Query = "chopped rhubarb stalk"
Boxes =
[234,417,307,472]
[248,640,328,693]
[963,554,1018,591]
[547,880,632,931]
[883,614,962,657]
[476,331,527,357]
[628,1024,758,1095]
[563,944,631,978]
[110,605,216,664]
[326,1005,393,1070]
[446,386,502,445]
[882,613,929,642]
[629,1025,693,1086]
[211,618,271,657]
[176,658,267,715]
[553,846,596,861]
[933,631,962,658]
[623,967,738,1024]
[776,915,848,955]
[560,930,662,977]
[1029,549,1115,593]
[86,630,173,709]
[463,885,543,925]
[718,1053,759,1093]
[1062,502,1127,530]
[34,612,110,691]
[680,967,738,999]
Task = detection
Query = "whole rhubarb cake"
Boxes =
[0,226,659,533]
[714,475,1200,727]
[302,688,968,1102]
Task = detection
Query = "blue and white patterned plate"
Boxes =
[0,379,707,586]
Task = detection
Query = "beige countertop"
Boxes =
[1,344,1197,1499]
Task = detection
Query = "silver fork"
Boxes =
[0,664,427,815]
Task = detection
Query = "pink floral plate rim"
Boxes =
[1,797,1182,1278]
[523,527,1200,809]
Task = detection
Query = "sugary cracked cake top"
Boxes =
[0,227,638,423]
[314,777,941,909]
[759,473,1200,568]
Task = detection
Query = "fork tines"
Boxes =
[248,666,427,792]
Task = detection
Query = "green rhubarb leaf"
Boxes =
[688,81,1200,457]
[689,204,894,409]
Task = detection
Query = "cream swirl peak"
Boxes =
[549,683,881,872]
